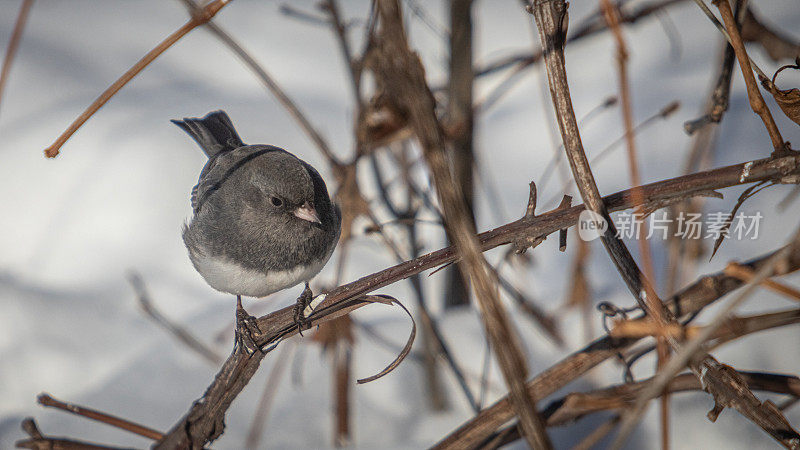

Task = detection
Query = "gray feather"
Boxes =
[171,110,245,158]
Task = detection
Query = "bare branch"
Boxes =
[0,0,33,118]
[712,0,787,156]
[372,1,552,446]
[612,230,800,448]
[16,417,137,450]
[43,0,231,158]
[37,393,163,441]
[128,272,223,366]
[434,242,800,448]
[179,0,341,165]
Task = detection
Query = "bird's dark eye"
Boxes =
[270,197,283,207]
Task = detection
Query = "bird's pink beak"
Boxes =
[293,201,321,224]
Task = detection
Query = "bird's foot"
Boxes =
[293,283,326,336]
[293,283,313,336]
[235,299,262,355]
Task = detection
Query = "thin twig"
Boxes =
[474,0,687,78]
[484,370,800,447]
[434,242,800,448]
[544,101,681,207]
[128,272,223,366]
[691,0,767,80]
[724,262,800,302]
[324,0,360,100]
[530,0,663,318]
[373,1,552,447]
[683,2,741,135]
[244,340,297,449]
[572,415,621,450]
[611,230,800,448]
[179,0,340,165]
[37,393,164,441]
[598,1,671,446]
[0,0,33,118]
[711,0,786,155]
[16,418,133,450]
[43,0,231,158]
[150,151,800,448]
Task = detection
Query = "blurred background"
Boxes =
[1,0,799,448]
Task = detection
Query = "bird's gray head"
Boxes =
[244,150,322,226]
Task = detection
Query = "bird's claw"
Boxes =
[293,284,313,336]
[235,306,262,355]
[293,284,326,336]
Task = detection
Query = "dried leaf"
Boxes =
[763,60,800,126]
[710,181,771,261]
[356,295,416,384]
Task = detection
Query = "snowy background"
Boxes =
[1,0,800,448]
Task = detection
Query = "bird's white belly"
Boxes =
[190,251,325,298]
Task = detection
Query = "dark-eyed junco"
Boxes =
[172,110,341,345]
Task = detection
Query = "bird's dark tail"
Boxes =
[171,110,245,158]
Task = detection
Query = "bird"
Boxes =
[172,110,341,349]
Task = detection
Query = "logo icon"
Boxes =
[578,210,608,241]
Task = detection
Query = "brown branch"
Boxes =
[442,0,476,310]
[36,393,163,441]
[485,371,800,447]
[713,0,787,156]
[611,320,695,339]
[16,418,132,450]
[474,0,687,78]
[684,8,740,136]
[708,308,800,349]
[244,340,296,449]
[620,307,800,367]
[531,13,676,441]
[43,0,230,158]
[612,307,800,343]
[599,1,671,445]
[612,232,800,448]
[572,415,621,450]
[434,242,800,448]
[548,371,800,427]
[312,316,355,446]
[128,273,223,366]
[690,0,766,79]
[323,0,360,101]
[372,1,551,447]
[179,0,340,166]
[149,150,800,448]
[667,30,739,297]
[530,0,664,319]
[368,145,478,410]
[153,295,388,449]
[0,0,33,117]
[725,262,800,302]
[564,235,593,343]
